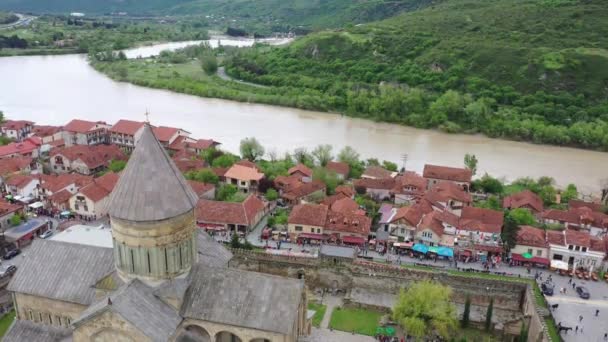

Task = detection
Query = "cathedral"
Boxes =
[4,124,310,342]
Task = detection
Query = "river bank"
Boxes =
[2,42,608,193]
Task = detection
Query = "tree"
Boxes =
[311,144,333,166]
[108,159,127,173]
[464,153,478,176]
[200,147,221,164]
[10,214,22,226]
[501,212,520,250]
[265,188,278,201]
[230,233,241,249]
[382,160,398,172]
[212,153,238,168]
[0,110,4,124]
[313,167,339,194]
[240,137,265,161]
[473,173,504,194]
[393,281,457,340]
[507,208,536,226]
[461,296,471,328]
[189,169,219,184]
[561,184,578,203]
[337,146,364,178]
[216,184,238,201]
[485,298,494,332]
[201,55,218,75]
[293,148,314,167]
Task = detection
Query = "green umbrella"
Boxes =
[522,252,533,259]
[384,326,396,336]
[375,327,385,335]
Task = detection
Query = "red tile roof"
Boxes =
[542,209,580,224]
[49,189,72,204]
[435,210,460,227]
[326,161,349,177]
[391,201,433,226]
[196,195,265,226]
[274,174,303,192]
[0,138,41,157]
[335,185,354,198]
[325,210,371,236]
[503,190,543,213]
[235,160,259,170]
[187,180,215,198]
[48,139,65,148]
[546,230,565,246]
[516,225,547,248]
[363,166,393,179]
[569,200,603,213]
[0,157,32,175]
[427,181,472,204]
[1,120,33,131]
[423,164,472,183]
[153,126,183,143]
[417,211,445,237]
[63,119,100,133]
[392,171,427,195]
[5,174,36,188]
[590,236,605,253]
[329,197,360,215]
[460,207,504,234]
[565,229,591,248]
[51,144,126,169]
[79,172,119,202]
[31,125,62,138]
[109,120,144,135]
[288,164,313,178]
[288,203,329,227]
[173,159,207,173]
[189,139,220,150]
[224,164,264,181]
[322,193,347,207]
[353,178,396,190]
[39,174,93,193]
[0,199,22,216]
[282,180,326,201]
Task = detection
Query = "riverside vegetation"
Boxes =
[94,0,608,151]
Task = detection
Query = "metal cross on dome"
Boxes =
[144,109,150,123]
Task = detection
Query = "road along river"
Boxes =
[0,39,607,194]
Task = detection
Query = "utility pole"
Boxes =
[401,153,408,173]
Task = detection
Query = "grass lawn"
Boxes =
[0,311,15,338]
[454,328,497,342]
[329,307,382,336]
[307,302,327,328]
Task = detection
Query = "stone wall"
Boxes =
[14,292,87,327]
[229,250,552,341]
[73,310,149,342]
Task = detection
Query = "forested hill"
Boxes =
[224,0,608,150]
[0,0,437,30]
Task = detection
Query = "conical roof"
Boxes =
[108,123,199,222]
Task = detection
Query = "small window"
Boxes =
[568,245,573,250]
[582,247,587,252]
[295,226,303,232]
[83,205,88,212]
[575,246,580,251]
[527,248,533,254]
[536,250,542,256]
[74,204,79,210]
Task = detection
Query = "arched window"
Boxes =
[176,325,211,342]
[215,331,242,342]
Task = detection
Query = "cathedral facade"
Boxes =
[5,124,310,342]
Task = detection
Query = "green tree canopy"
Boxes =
[501,212,521,250]
[293,148,315,167]
[108,159,127,173]
[216,184,238,201]
[201,55,218,75]
[393,280,458,340]
[265,188,278,201]
[337,146,364,178]
[240,137,265,161]
[313,167,339,194]
[10,214,22,226]
[212,153,238,168]
[464,153,478,176]
[507,208,536,226]
[382,160,398,172]
[473,174,504,194]
[311,144,333,166]
[186,169,219,185]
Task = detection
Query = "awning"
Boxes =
[298,233,328,241]
[550,259,569,270]
[341,236,366,245]
[28,202,44,209]
[437,246,454,257]
[512,253,550,266]
[393,242,413,249]
[18,195,33,203]
[428,246,440,254]
[412,243,429,254]
[60,211,72,216]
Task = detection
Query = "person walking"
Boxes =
[568,278,572,284]
[596,309,600,317]
[575,326,578,334]
[579,315,583,322]
[604,332,607,341]
[573,282,576,290]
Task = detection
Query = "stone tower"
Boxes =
[108,123,199,285]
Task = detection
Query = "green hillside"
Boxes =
[223,0,608,149]
[0,12,19,24]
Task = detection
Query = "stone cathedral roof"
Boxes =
[108,123,199,222]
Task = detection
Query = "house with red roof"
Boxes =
[36,174,93,210]
[281,180,326,205]
[353,178,396,201]
[195,195,266,233]
[30,125,63,144]
[50,144,126,175]
[0,157,39,187]
[335,185,354,198]
[69,172,119,220]
[569,200,603,213]
[326,161,350,180]
[167,136,221,155]
[62,119,109,146]
[414,211,455,247]
[321,194,364,216]
[224,163,265,194]
[108,119,145,152]
[424,181,472,215]
[458,206,504,245]
[152,126,191,147]
[0,137,42,159]
[510,226,550,266]
[4,175,39,200]
[392,171,427,205]
[386,201,434,242]
[0,199,23,233]
[1,120,34,141]
[187,180,215,200]
[362,166,395,180]
[542,207,608,237]
[423,164,472,191]
[547,228,606,271]
[287,203,371,245]
[503,190,543,214]
[288,164,313,180]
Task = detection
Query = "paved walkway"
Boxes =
[217,67,269,88]
[303,328,375,342]
[320,295,343,329]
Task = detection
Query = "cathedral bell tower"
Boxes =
[108,123,199,285]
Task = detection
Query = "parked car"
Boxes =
[39,230,53,239]
[3,249,20,260]
[541,282,554,296]
[0,265,17,277]
[576,286,590,299]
